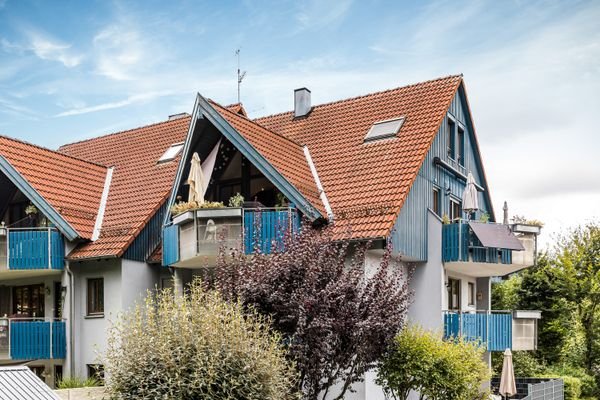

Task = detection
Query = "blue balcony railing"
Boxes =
[162,207,301,266]
[442,222,512,264]
[243,209,301,255]
[443,311,512,352]
[0,318,67,360]
[0,228,64,271]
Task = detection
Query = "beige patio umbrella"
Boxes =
[462,171,479,219]
[187,152,205,204]
[499,348,517,399]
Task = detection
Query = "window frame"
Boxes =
[468,282,475,306]
[432,187,441,216]
[457,125,465,166]
[449,198,462,221]
[447,116,456,160]
[364,117,405,142]
[86,278,104,317]
[447,278,461,311]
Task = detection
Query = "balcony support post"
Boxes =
[48,228,52,269]
[6,229,9,270]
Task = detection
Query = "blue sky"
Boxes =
[0,0,599,246]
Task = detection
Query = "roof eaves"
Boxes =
[0,155,80,241]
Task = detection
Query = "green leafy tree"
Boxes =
[103,284,298,400]
[377,326,490,400]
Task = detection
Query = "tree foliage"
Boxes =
[377,325,490,400]
[492,223,600,397]
[103,285,298,400]
[213,223,412,400]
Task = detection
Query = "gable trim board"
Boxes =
[0,155,79,241]
[164,93,324,226]
[91,167,114,241]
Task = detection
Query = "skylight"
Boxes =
[364,117,405,142]
[158,143,184,163]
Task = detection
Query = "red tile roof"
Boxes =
[0,136,107,239]
[59,116,191,259]
[210,101,325,216]
[255,75,463,239]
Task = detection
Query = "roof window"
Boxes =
[364,117,405,142]
[158,143,184,163]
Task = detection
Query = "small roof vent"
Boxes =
[294,88,312,118]
[168,112,189,121]
[364,117,405,142]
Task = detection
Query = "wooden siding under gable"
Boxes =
[124,201,168,262]
[390,87,492,261]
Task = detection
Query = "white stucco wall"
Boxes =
[71,259,121,378]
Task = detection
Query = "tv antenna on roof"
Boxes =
[235,48,246,103]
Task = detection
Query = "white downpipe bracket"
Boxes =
[92,167,114,241]
[303,146,334,221]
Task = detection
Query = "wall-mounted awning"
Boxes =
[468,221,524,251]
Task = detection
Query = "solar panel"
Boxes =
[468,222,525,251]
[364,117,405,142]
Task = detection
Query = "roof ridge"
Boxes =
[254,74,463,122]
[59,115,191,150]
[210,100,306,148]
[0,134,108,169]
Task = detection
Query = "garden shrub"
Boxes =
[377,325,490,400]
[103,284,297,400]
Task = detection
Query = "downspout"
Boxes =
[65,262,75,377]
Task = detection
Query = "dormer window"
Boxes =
[364,117,405,142]
[158,143,184,163]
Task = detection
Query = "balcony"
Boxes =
[0,228,65,277]
[0,318,66,360]
[443,310,540,352]
[163,207,300,268]
[442,221,539,277]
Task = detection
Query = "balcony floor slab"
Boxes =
[444,261,529,278]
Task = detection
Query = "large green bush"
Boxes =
[103,284,298,400]
[377,326,490,400]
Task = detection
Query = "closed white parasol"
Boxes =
[462,171,479,218]
[187,152,205,203]
[499,348,517,398]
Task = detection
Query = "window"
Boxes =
[54,365,63,386]
[364,117,405,142]
[450,199,462,221]
[468,282,475,306]
[457,126,465,166]
[447,117,456,159]
[87,278,104,316]
[12,284,45,317]
[447,278,460,310]
[158,142,184,163]
[432,187,440,216]
[54,281,63,319]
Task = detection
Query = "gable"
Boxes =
[164,94,324,225]
[391,83,494,261]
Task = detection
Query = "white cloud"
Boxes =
[54,91,174,117]
[26,31,83,67]
[93,25,144,80]
[295,0,353,31]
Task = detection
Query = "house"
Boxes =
[0,75,540,396]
